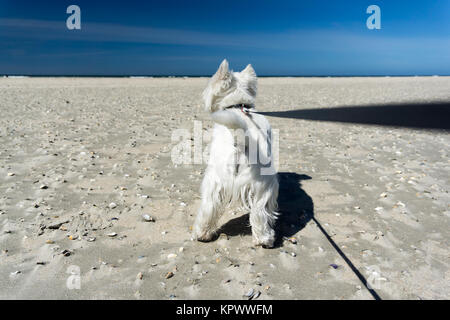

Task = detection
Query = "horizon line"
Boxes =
[2,74,449,78]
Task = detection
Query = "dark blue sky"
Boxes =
[1,0,449,75]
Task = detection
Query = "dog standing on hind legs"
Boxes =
[193,59,279,248]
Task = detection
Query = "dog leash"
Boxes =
[225,103,259,115]
[312,217,382,300]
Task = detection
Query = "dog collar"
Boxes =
[225,103,254,110]
[224,103,257,115]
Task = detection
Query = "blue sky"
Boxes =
[0,0,449,75]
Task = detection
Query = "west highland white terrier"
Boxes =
[193,59,279,248]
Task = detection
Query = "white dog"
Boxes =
[193,60,279,248]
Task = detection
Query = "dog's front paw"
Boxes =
[253,233,276,249]
[193,227,216,242]
[253,239,275,249]
[196,234,215,242]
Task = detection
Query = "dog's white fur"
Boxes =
[193,60,279,248]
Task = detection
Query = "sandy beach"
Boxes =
[0,76,449,300]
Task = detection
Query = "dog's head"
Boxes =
[203,59,257,112]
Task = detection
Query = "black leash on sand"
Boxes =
[312,217,382,300]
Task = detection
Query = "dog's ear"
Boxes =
[203,59,232,112]
[214,59,231,80]
[242,64,256,77]
[241,64,257,96]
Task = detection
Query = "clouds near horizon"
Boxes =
[1,0,449,75]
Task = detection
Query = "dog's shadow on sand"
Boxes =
[217,172,314,247]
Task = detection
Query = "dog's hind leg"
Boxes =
[250,207,277,248]
[193,176,224,242]
[249,179,279,248]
